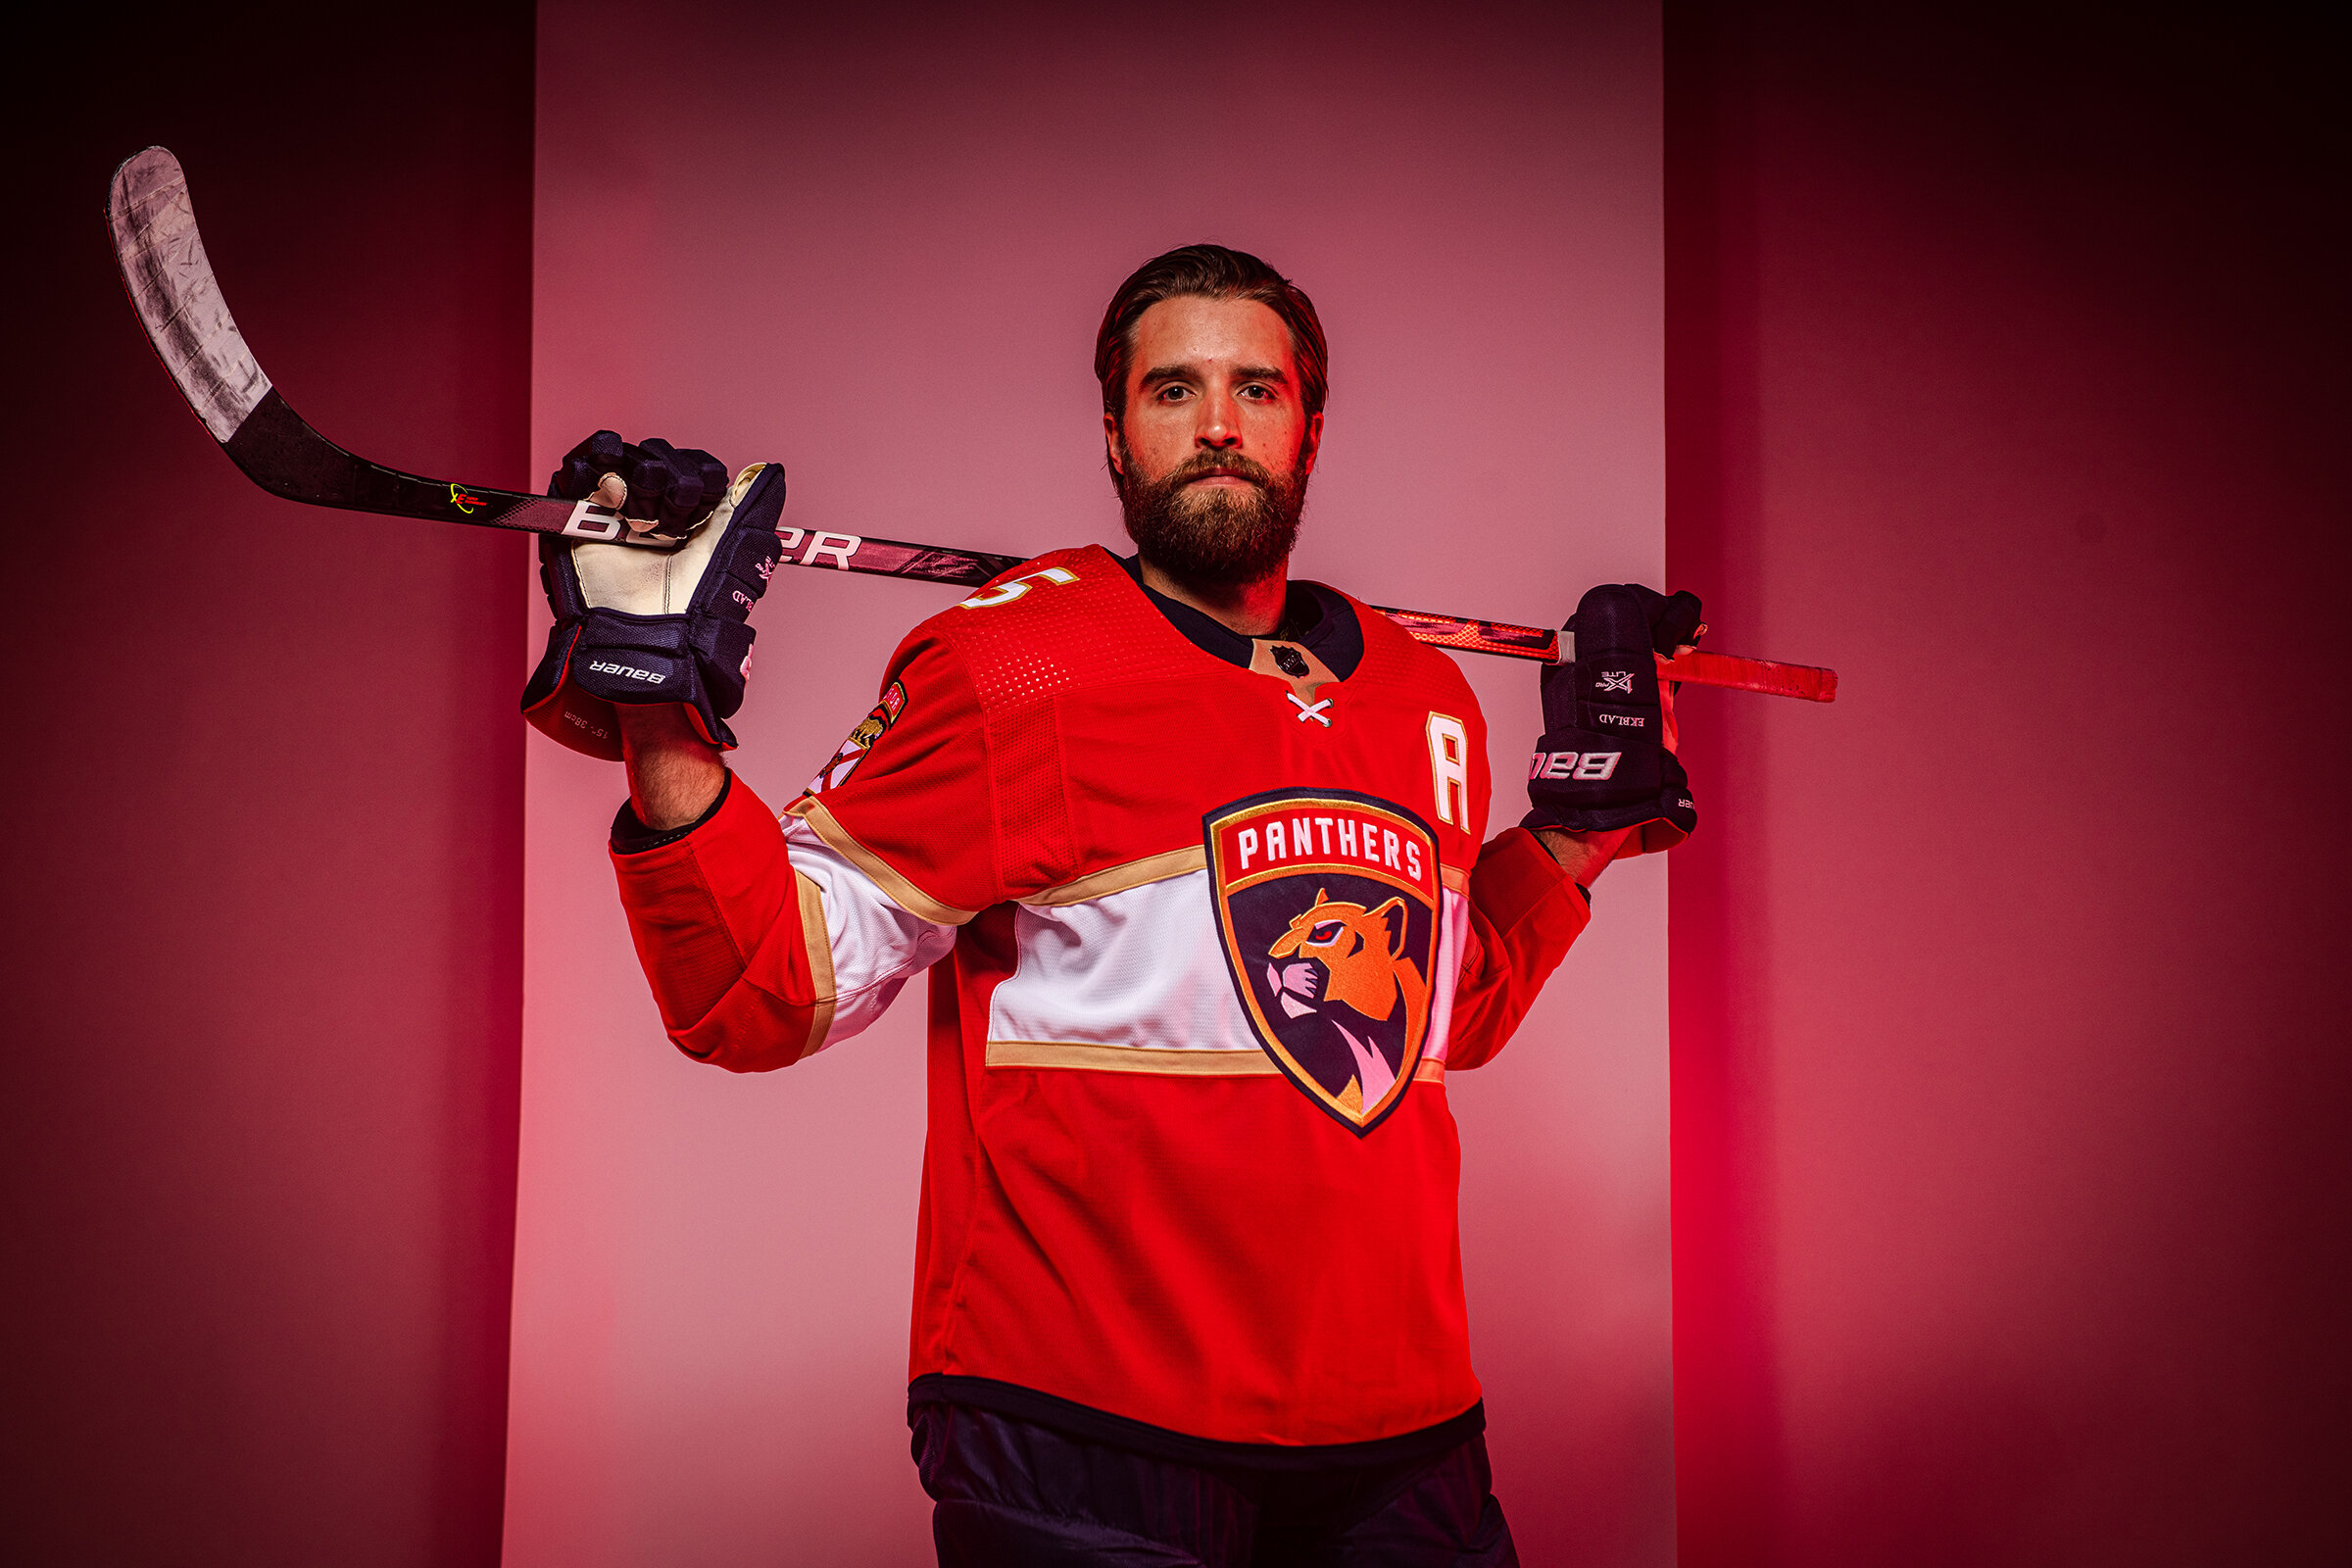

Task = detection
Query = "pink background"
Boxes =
[506,3,1672,1564]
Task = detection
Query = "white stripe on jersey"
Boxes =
[989,872,1258,1057]
[786,821,1473,1073]
[1426,887,1468,1066]
[990,871,1473,1069]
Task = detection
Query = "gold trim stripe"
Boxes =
[784,796,979,926]
[985,1040,1451,1084]
[987,1040,1279,1076]
[793,869,837,1060]
[1441,864,1468,894]
[1022,847,1205,906]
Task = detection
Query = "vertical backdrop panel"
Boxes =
[4,7,533,1564]
[1666,5,2351,1564]
[512,4,1669,1563]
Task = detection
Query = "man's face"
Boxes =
[1106,295,1323,587]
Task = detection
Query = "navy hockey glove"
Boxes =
[547,429,731,541]
[522,433,787,760]
[1524,584,1702,854]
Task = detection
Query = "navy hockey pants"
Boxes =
[912,1402,1520,1567]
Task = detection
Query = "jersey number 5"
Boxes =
[958,566,1079,610]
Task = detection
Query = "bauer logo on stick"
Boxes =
[1203,789,1440,1136]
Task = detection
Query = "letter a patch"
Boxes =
[1202,789,1441,1136]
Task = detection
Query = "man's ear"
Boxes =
[1103,412,1125,478]
[1298,411,1324,476]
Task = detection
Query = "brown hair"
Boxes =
[1094,244,1328,423]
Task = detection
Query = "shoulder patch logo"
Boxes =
[1202,789,1441,1136]
[807,679,907,795]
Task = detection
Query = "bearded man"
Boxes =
[522,244,1700,1567]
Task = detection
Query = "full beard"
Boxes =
[1116,444,1309,590]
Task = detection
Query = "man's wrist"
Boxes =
[1533,824,1632,890]
[612,770,733,854]
[618,704,728,829]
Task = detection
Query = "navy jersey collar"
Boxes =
[1113,554,1364,680]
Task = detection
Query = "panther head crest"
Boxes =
[1267,890,1431,1048]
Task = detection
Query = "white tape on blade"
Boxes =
[108,148,272,444]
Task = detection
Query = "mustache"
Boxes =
[1166,452,1279,489]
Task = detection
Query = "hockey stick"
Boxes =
[108,146,1835,702]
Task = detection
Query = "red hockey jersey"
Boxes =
[610,546,1589,1452]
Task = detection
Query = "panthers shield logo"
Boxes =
[806,679,906,795]
[1203,789,1441,1135]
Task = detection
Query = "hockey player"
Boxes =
[522,245,1700,1566]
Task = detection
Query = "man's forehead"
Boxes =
[1128,295,1296,373]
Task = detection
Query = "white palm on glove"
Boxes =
[522,441,788,760]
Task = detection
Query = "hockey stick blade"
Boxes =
[108,146,633,544]
[107,146,1837,700]
[108,146,1036,574]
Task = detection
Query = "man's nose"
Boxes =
[1195,387,1242,448]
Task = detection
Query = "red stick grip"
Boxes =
[1373,606,1837,702]
[1662,649,1838,703]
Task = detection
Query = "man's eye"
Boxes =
[1157,384,1191,402]
[1239,384,1272,400]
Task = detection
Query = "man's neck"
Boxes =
[1135,555,1290,639]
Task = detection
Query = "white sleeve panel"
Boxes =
[1423,888,1470,1064]
[783,815,956,1050]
